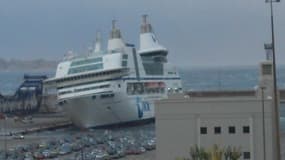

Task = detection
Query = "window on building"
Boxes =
[243,126,250,134]
[262,64,272,75]
[243,152,251,159]
[200,127,207,135]
[214,127,221,134]
[228,126,236,134]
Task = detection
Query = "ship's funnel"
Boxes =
[94,31,102,53]
[110,20,122,39]
[107,20,125,51]
[139,15,167,53]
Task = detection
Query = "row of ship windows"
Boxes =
[91,93,114,99]
[59,82,165,96]
[127,82,165,95]
[68,55,128,74]
[68,63,103,74]
[58,84,110,95]
[56,70,122,84]
[70,57,103,66]
[58,93,115,106]
[122,54,128,59]
[70,61,128,75]
[200,126,250,135]
[70,54,127,67]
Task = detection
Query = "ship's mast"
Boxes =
[94,31,102,53]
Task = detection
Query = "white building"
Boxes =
[155,60,278,160]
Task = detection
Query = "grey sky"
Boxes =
[0,0,284,67]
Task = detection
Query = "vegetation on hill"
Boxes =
[176,145,242,160]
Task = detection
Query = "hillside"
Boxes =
[0,58,58,71]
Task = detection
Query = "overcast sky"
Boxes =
[0,0,284,67]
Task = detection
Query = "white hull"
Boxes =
[62,92,158,128]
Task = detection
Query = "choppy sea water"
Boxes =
[0,66,284,130]
[180,66,285,91]
[179,66,285,131]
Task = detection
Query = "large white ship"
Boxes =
[45,15,182,128]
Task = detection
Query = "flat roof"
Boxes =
[185,90,256,98]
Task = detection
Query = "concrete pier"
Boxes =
[0,113,71,136]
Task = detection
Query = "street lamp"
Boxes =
[261,86,266,160]
[4,116,7,160]
[0,113,7,160]
[265,0,281,159]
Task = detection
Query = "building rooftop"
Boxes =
[185,90,256,98]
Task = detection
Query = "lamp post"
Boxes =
[261,86,266,160]
[81,147,84,160]
[265,0,281,159]
[1,113,7,160]
[4,117,7,160]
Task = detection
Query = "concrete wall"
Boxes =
[155,94,274,160]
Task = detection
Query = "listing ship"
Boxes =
[45,15,182,128]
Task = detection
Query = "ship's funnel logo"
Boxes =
[136,97,144,118]
[136,97,151,119]
[151,35,157,42]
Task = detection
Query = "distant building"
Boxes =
[155,60,278,160]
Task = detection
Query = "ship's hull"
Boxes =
[61,92,159,128]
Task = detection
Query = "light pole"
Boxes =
[1,113,7,160]
[265,0,281,159]
[261,86,266,160]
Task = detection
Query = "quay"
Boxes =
[0,113,71,136]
